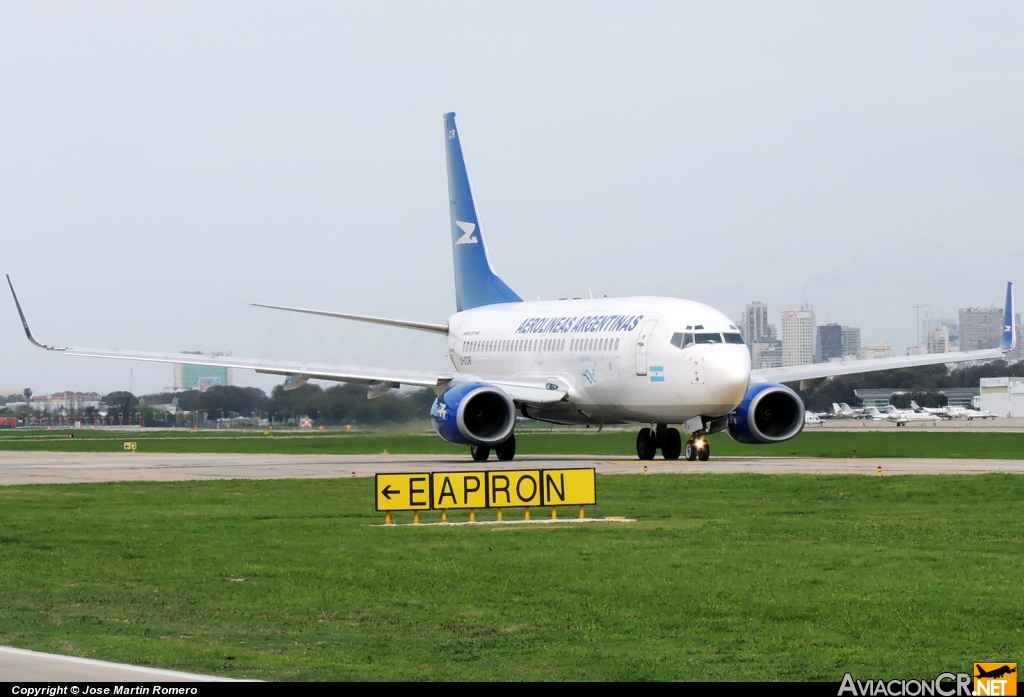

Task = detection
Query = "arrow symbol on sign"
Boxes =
[381,484,400,500]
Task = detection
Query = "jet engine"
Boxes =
[727,382,805,444]
[430,382,516,446]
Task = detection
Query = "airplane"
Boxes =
[833,402,869,418]
[975,665,1016,680]
[910,401,999,420]
[909,400,951,418]
[6,112,1018,463]
[864,406,940,427]
[804,412,825,426]
[959,407,998,420]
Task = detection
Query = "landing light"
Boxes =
[695,438,705,449]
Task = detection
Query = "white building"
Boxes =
[926,326,950,354]
[863,342,891,360]
[751,342,783,369]
[781,307,815,367]
[979,377,1024,417]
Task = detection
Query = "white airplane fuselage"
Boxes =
[445,296,752,425]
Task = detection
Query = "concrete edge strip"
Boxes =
[0,645,244,682]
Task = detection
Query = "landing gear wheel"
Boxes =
[697,441,710,461]
[471,444,490,462]
[636,428,657,460]
[495,434,516,461]
[661,428,682,460]
[684,439,697,461]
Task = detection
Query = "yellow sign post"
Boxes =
[123,441,137,452]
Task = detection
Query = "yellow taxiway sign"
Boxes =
[375,473,432,511]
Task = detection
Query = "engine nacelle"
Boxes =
[430,382,516,446]
[727,382,805,444]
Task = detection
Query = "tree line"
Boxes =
[135,383,436,425]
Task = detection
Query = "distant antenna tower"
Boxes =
[912,303,929,346]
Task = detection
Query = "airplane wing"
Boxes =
[7,275,566,403]
[752,347,1005,385]
[755,281,1015,385]
[62,347,453,388]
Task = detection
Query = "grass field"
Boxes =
[1,474,1021,680]
[1,427,1024,459]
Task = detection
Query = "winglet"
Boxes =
[1000,281,1015,351]
[6,275,66,351]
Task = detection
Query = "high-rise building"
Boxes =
[840,326,861,359]
[781,306,815,367]
[958,307,1003,351]
[744,302,775,343]
[816,323,842,363]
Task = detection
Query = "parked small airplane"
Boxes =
[865,406,940,427]
[910,401,999,420]
[833,402,869,418]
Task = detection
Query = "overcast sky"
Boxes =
[1,2,1022,396]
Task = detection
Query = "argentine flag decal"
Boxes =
[649,366,665,382]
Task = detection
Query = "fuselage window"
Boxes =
[724,333,745,344]
[614,338,619,350]
[694,332,722,344]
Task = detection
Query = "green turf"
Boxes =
[2,428,1024,459]
[0,474,1021,680]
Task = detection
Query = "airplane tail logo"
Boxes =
[443,112,522,312]
[455,220,478,245]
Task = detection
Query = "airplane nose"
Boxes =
[704,348,751,406]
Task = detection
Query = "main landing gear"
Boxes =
[636,424,707,461]
[471,433,516,462]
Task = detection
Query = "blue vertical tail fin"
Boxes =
[1000,281,1015,351]
[444,112,522,312]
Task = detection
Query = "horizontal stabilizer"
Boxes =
[251,303,449,335]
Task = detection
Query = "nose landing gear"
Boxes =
[684,437,710,461]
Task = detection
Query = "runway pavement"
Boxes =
[1,451,1023,485]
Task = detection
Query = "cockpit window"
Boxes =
[694,332,722,344]
[723,333,745,344]
[671,332,695,349]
